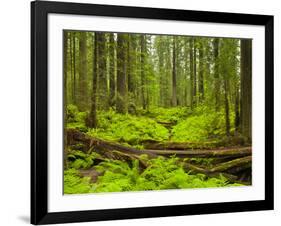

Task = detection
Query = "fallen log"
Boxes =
[146,147,251,158]
[143,136,248,150]
[66,129,252,184]
[142,140,224,150]
[67,129,251,159]
[209,156,252,173]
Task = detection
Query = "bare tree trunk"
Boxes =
[240,39,252,141]
[96,32,108,111]
[193,38,197,106]
[140,35,147,110]
[213,38,220,111]
[189,38,194,109]
[109,33,115,107]
[72,32,77,105]
[223,77,230,136]
[172,36,177,106]
[78,32,88,111]
[116,34,127,114]
[87,33,98,128]
[198,41,204,102]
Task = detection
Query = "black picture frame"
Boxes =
[31,0,274,224]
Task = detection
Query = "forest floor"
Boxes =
[64,105,252,194]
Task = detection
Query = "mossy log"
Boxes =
[66,129,252,184]
[209,156,252,173]
[143,136,248,150]
[67,129,251,158]
[146,147,251,158]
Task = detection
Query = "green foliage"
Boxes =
[172,105,235,142]
[142,107,191,123]
[64,168,92,194]
[64,156,242,194]
[66,104,88,132]
[87,110,169,146]
[67,150,101,169]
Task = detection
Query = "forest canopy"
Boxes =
[63,30,252,194]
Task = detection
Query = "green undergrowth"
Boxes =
[141,107,192,123]
[172,105,235,142]
[64,155,243,194]
[87,110,169,147]
[66,104,237,146]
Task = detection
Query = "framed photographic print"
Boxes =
[31,0,274,224]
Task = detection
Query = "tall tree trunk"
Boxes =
[235,86,240,133]
[69,32,74,104]
[213,38,220,111]
[63,31,68,166]
[172,36,177,106]
[72,32,77,105]
[193,39,197,106]
[158,37,165,107]
[109,33,115,107]
[78,32,88,111]
[116,34,127,114]
[223,77,230,136]
[189,38,194,109]
[140,35,147,110]
[96,32,108,110]
[198,41,204,102]
[240,39,252,141]
[88,34,98,128]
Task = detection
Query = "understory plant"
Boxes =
[64,156,242,194]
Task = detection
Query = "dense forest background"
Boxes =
[63,31,252,194]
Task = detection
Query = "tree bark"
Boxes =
[172,36,177,106]
[96,32,108,110]
[109,33,116,107]
[189,38,194,109]
[240,39,252,141]
[213,38,220,111]
[198,41,204,102]
[140,35,147,110]
[87,33,98,128]
[78,32,88,111]
[193,38,197,106]
[116,34,127,114]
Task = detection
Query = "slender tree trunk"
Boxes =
[198,41,204,102]
[88,34,98,128]
[235,86,240,133]
[69,32,74,104]
[109,33,115,107]
[172,36,177,106]
[72,32,77,105]
[140,35,147,110]
[189,38,194,109]
[193,39,197,106]
[223,77,230,136]
[116,34,127,114]
[96,32,108,110]
[240,39,252,141]
[78,32,88,111]
[213,38,220,111]
[158,37,165,107]
[63,31,68,166]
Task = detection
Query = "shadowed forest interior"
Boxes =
[63,30,252,194]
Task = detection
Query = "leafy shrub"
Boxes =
[64,168,92,194]
[87,110,169,146]
[66,104,88,131]
[64,155,243,194]
[172,106,235,142]
[142,107,191,123]
[67,150,101,169]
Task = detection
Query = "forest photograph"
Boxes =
[63,30,252,194]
